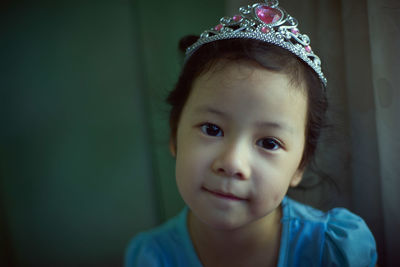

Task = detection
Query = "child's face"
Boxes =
[172,60,307,230]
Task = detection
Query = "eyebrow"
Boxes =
[255,121,294,134]
[195,106,295,134]
[195,106,228,117]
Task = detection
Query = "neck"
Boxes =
[188,207,282,266]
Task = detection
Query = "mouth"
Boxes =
[202,187,247,201]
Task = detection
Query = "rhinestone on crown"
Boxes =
[185,0,327,87]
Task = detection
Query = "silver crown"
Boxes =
[185,0,327,87]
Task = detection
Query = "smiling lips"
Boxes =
[203,187,247,201]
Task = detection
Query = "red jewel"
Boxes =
[214,24,223,31]
[261,26,270,33]
[255,5,281,24]
[291,28,299,34]
[233,15,242,22]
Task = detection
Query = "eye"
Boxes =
[200,123,223,137]
[256,138,282,151]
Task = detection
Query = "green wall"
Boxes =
[0,0,223,265]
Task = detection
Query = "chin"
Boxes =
[199,213,250,231]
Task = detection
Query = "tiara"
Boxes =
[185,0,327,87]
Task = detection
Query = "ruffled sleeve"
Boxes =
[322,208,378,267]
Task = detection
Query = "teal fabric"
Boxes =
[125,197,377,266]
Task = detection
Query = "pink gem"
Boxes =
[233,15,242,22]
[291,28,299,34]
[256,5,281,24]
[305,45,312,52]
[214,24,223,31]
[261,26,270,33]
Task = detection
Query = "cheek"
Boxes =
[175,152,191,187]
[251,166,294,208]
[175,146,207,187]
[258,180,288,203]
[175,156,193,205]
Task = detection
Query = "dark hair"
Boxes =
[167,36,327,170]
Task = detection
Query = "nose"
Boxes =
[211,139,251,180]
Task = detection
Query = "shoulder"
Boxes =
[124,208,201,267]
[281,197,377,267]
[124,232,165,267]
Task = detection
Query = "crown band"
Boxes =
[185,0,327,87]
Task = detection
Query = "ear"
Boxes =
[169,138,176,157]
[289,168,304,187]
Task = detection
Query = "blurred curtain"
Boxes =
[366,0,400,265]
[228,0,400,265]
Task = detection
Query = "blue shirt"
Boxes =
[125,197,377,266]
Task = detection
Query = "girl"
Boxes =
[125,1,377,266]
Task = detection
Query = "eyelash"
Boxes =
[200,123,224,137]
[199,123,282,151]
[256,138,282,151]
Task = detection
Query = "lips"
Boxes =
[202,187,247,201]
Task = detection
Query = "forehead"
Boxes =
[183,60,308,129]
[196,58,306,94]
[192,59,306,103]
